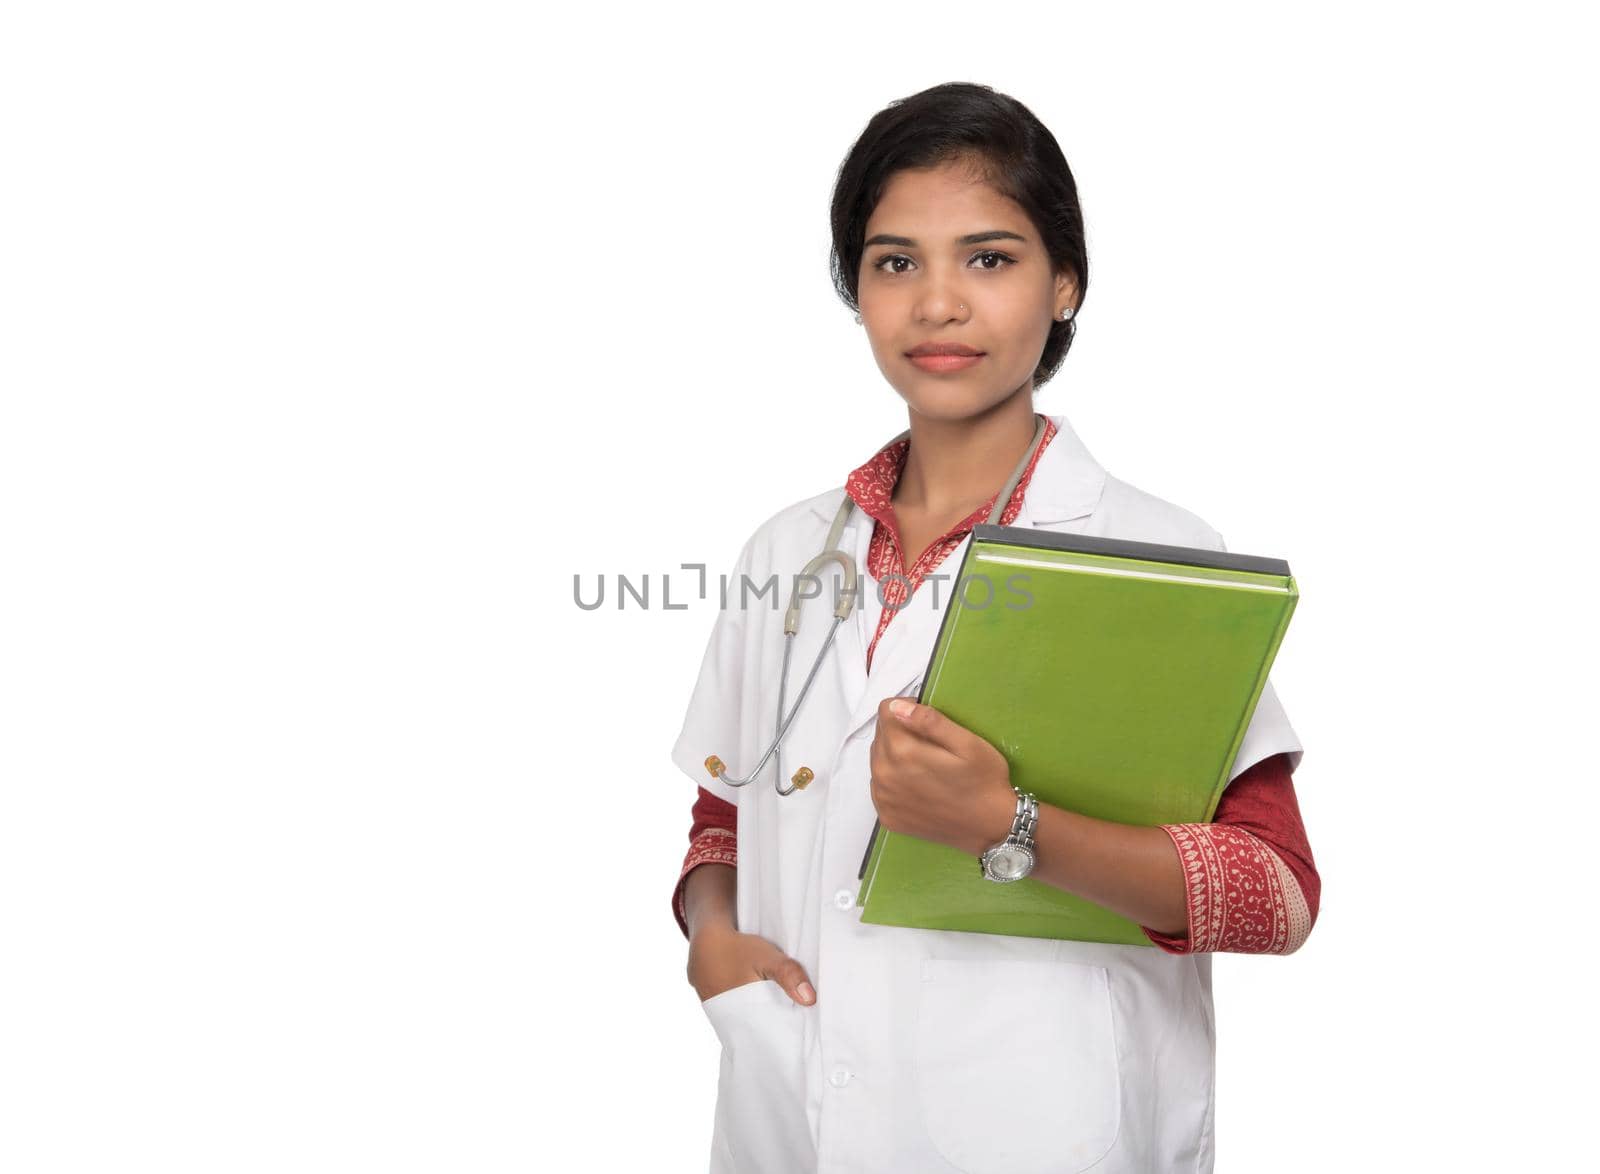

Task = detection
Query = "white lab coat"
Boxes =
[672,413,1303,1174]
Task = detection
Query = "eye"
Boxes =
[871,254,914,275]
[868,250,1017,275]
[971,250,1017,271]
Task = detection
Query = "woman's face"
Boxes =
[857,159,1077,423]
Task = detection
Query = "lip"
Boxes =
[908,352,985,373]
[906,342,984,357]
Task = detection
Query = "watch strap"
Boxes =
[980,787,1038,881]
[1008,789,1038,849]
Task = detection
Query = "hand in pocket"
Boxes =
[688,925,816,1007]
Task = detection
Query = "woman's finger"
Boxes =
[882,696,979,759]
[760,951,817,1006]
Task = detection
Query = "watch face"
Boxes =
[984,844,1034,882]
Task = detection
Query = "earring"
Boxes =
[1058,307,1075,322]
[854,312,863,324]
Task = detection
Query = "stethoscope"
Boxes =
[704,414,1050,797]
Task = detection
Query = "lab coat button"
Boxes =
[832,888,854,910]
[829,1066,851,1088]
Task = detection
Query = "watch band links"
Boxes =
[1007,788,1038,847]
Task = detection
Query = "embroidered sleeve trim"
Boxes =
[1143,822,1314,955]
[672,827,738,940]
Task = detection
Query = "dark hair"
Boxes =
[829,82,1089,390]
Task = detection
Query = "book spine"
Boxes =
[857,538,977,911]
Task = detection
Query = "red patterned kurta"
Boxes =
[673,415,1320,954]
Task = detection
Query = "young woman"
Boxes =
[669,82,1320,1174]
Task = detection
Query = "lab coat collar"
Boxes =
[1016,412,1109,525]
[820,411,1109,742]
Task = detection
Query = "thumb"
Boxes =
[886,695,967,755]
[759,951,816,1007]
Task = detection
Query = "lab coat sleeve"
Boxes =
[670,532,763,808]
[668,533,765,936]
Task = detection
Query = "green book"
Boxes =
[855,522,1298,945]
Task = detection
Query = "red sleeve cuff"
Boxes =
[1140,753,1319,955]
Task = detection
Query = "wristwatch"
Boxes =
[980,786,1039,883]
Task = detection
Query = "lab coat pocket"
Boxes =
[700,979,816,1173]
[915,958,1122,1174]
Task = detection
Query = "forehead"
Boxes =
[864,161,1028,237]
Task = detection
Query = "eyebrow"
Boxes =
[863,230,1029,248]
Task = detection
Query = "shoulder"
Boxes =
[1094,472,1226,551]
[728,487,846,573]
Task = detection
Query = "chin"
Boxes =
[895,381,1018,423]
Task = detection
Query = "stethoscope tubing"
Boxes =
[705,414,1049,797]
[715,613,847,792]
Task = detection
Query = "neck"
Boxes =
[894,391,1040,518]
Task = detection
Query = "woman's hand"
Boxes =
[688,923,817,1007]
[869,696,1018,858]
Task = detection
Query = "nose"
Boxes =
[915,266,971,324]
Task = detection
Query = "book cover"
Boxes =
[856,524,1298,945]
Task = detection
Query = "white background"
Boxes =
[3,2,1595,1170]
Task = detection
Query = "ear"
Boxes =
[1055,268,1081,315]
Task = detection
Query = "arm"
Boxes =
[683,861,737,938]
[671,786,738,939]
[973,752,1320,953]
[1139,752,1321,955]
[873,697,1196,934]
[673,787,817,1005]
[964,790,1193,936]
[872,698,1320,955]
